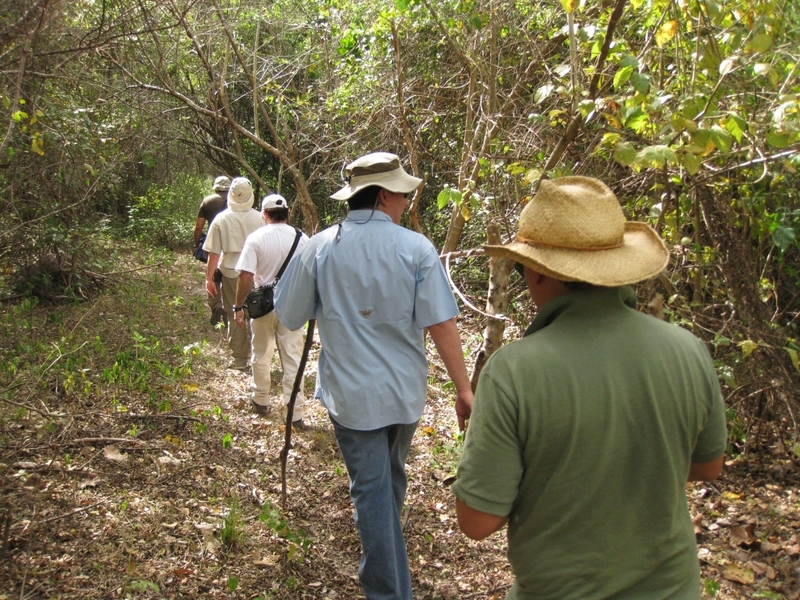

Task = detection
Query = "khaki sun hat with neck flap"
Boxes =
[331,152,422,201]
[484,176,669,286]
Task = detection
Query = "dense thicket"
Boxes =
[1,0,799,450]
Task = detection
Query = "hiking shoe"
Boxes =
[291,419,308,431]
[227,362,251,373]
[210,307,228,327]
[251,401,269,416]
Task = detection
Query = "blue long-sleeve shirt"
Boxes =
[274,210,459,430]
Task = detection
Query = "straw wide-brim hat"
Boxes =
[331,152,422,201]
[484,176,669,286]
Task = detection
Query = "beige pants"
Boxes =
[221,274,250,367]
[249,311,306,421]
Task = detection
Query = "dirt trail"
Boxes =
[0,255,798,599]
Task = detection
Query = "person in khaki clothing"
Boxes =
[203,177,264,371]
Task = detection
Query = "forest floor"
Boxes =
[1,252,799,599]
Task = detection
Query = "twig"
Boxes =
[84,263,164,277]
[401,505,412,531]
[29,501,105,527]
[149,454,161,479]
[0,395,49,417]
[0,509,10,560]
[463,583,512,599]
[444,251,512,322]
[439,247,485,261]
[65,437,147,446]
[19,507,34,599]
[123,413,202,423]
[281,319,316,510]
[155,464,196,483]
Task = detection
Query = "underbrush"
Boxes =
[0,242,212,431]
[0,174,207,305]
[126,174,208,250]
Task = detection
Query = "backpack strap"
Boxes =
[275,227,303,282]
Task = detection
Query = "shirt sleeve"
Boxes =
[235,237,257,274]
[412,242,459,329]
[691,341,728,463]
[451,356,523,517]
[203,219,222,254]
[274,241,318,330]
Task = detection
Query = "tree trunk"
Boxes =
[471,221,514,388]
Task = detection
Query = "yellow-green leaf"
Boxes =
[709,126,732,153]
[613,142,636,166]
[671,114,698,133]
[786,347,800,373]
[683,152,701,175]
[725,114,747,144]
[745,33,773,53]
[767,131,790,149]
[460,202,471,222]
[690,129,711,148]
[613,66,634,90]
[738,339,757,359]
[635,145,677,168]
[723,565,755,585]
[31,136,44,156]
[655,20,678,48]
[578,99,596,119]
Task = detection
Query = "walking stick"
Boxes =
[280,319,316,510]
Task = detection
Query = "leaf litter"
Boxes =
[0,255,798,599]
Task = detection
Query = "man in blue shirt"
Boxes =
[275,152,473,600]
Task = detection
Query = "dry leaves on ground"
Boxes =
[1,256,798,599]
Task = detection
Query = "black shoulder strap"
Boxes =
[275,227,303,282]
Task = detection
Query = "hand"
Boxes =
[455,389,474,432]
[206,280,219,297]
[234,309,246,328]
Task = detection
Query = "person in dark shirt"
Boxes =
[194,175,230,326]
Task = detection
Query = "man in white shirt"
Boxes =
[234,194,309,425]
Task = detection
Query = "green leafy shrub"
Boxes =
[126,175,208,249]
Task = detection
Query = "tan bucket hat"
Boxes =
[213,175,231,192]
[484,176,669,286]
[331,152,422,201]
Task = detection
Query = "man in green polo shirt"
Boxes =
[451,176,727,599]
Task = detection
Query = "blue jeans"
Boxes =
[331,417,419,600]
